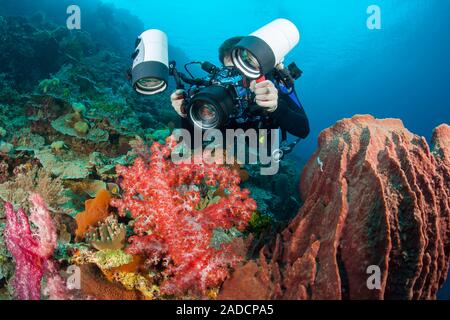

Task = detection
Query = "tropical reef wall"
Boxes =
[219,115,450,300]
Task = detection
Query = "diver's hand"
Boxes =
[170,89,187,118]
[250,80,278,112]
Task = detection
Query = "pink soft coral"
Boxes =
[112,137,256,296]
[4,193,67,300]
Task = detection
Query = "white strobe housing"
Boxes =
[132,29,169,95]
[232,18,300,79]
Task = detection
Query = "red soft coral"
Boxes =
[112,137,256,296]
[4,193,68,300]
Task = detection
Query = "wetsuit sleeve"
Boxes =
[270,91,310,139]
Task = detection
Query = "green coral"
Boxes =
[0,141,13,155]
[74,121,89,135]
[196,188,221,210]
[93,249,133,270]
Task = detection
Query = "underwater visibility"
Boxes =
[0,0,449,303]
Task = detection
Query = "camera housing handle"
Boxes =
[256,76,266,83]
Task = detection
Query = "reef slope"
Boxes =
[220,115,450,300]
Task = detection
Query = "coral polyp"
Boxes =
[85,216,126,251]
[0,0,448,302]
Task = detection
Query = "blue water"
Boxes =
[109,0,450,159]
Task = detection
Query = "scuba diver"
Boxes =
[130,19,309,162]
[169,36,310,153]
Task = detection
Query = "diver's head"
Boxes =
[219,36,244,67]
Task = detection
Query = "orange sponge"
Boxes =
[75,189,111,240]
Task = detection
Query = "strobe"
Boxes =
[231,18,300,79]
[131,29,169,95]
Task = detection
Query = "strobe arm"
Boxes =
[169,61,185,90]
[169,60,211,88]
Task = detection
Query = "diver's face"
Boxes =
[223,54,233,67]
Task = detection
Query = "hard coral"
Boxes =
[0,167,69,212]
[112,137,256,297]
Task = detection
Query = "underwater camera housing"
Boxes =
[168,60,302,130]
[131,20,302,130]
[169,61,256,130]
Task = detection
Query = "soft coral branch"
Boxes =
[4,193,65,300]
[112,137,256,296]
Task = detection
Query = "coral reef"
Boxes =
[219,115,450,300]
[78,264,142,300]
[1,2,447,301]
[0,6,263,301]
[112,137,256,297]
